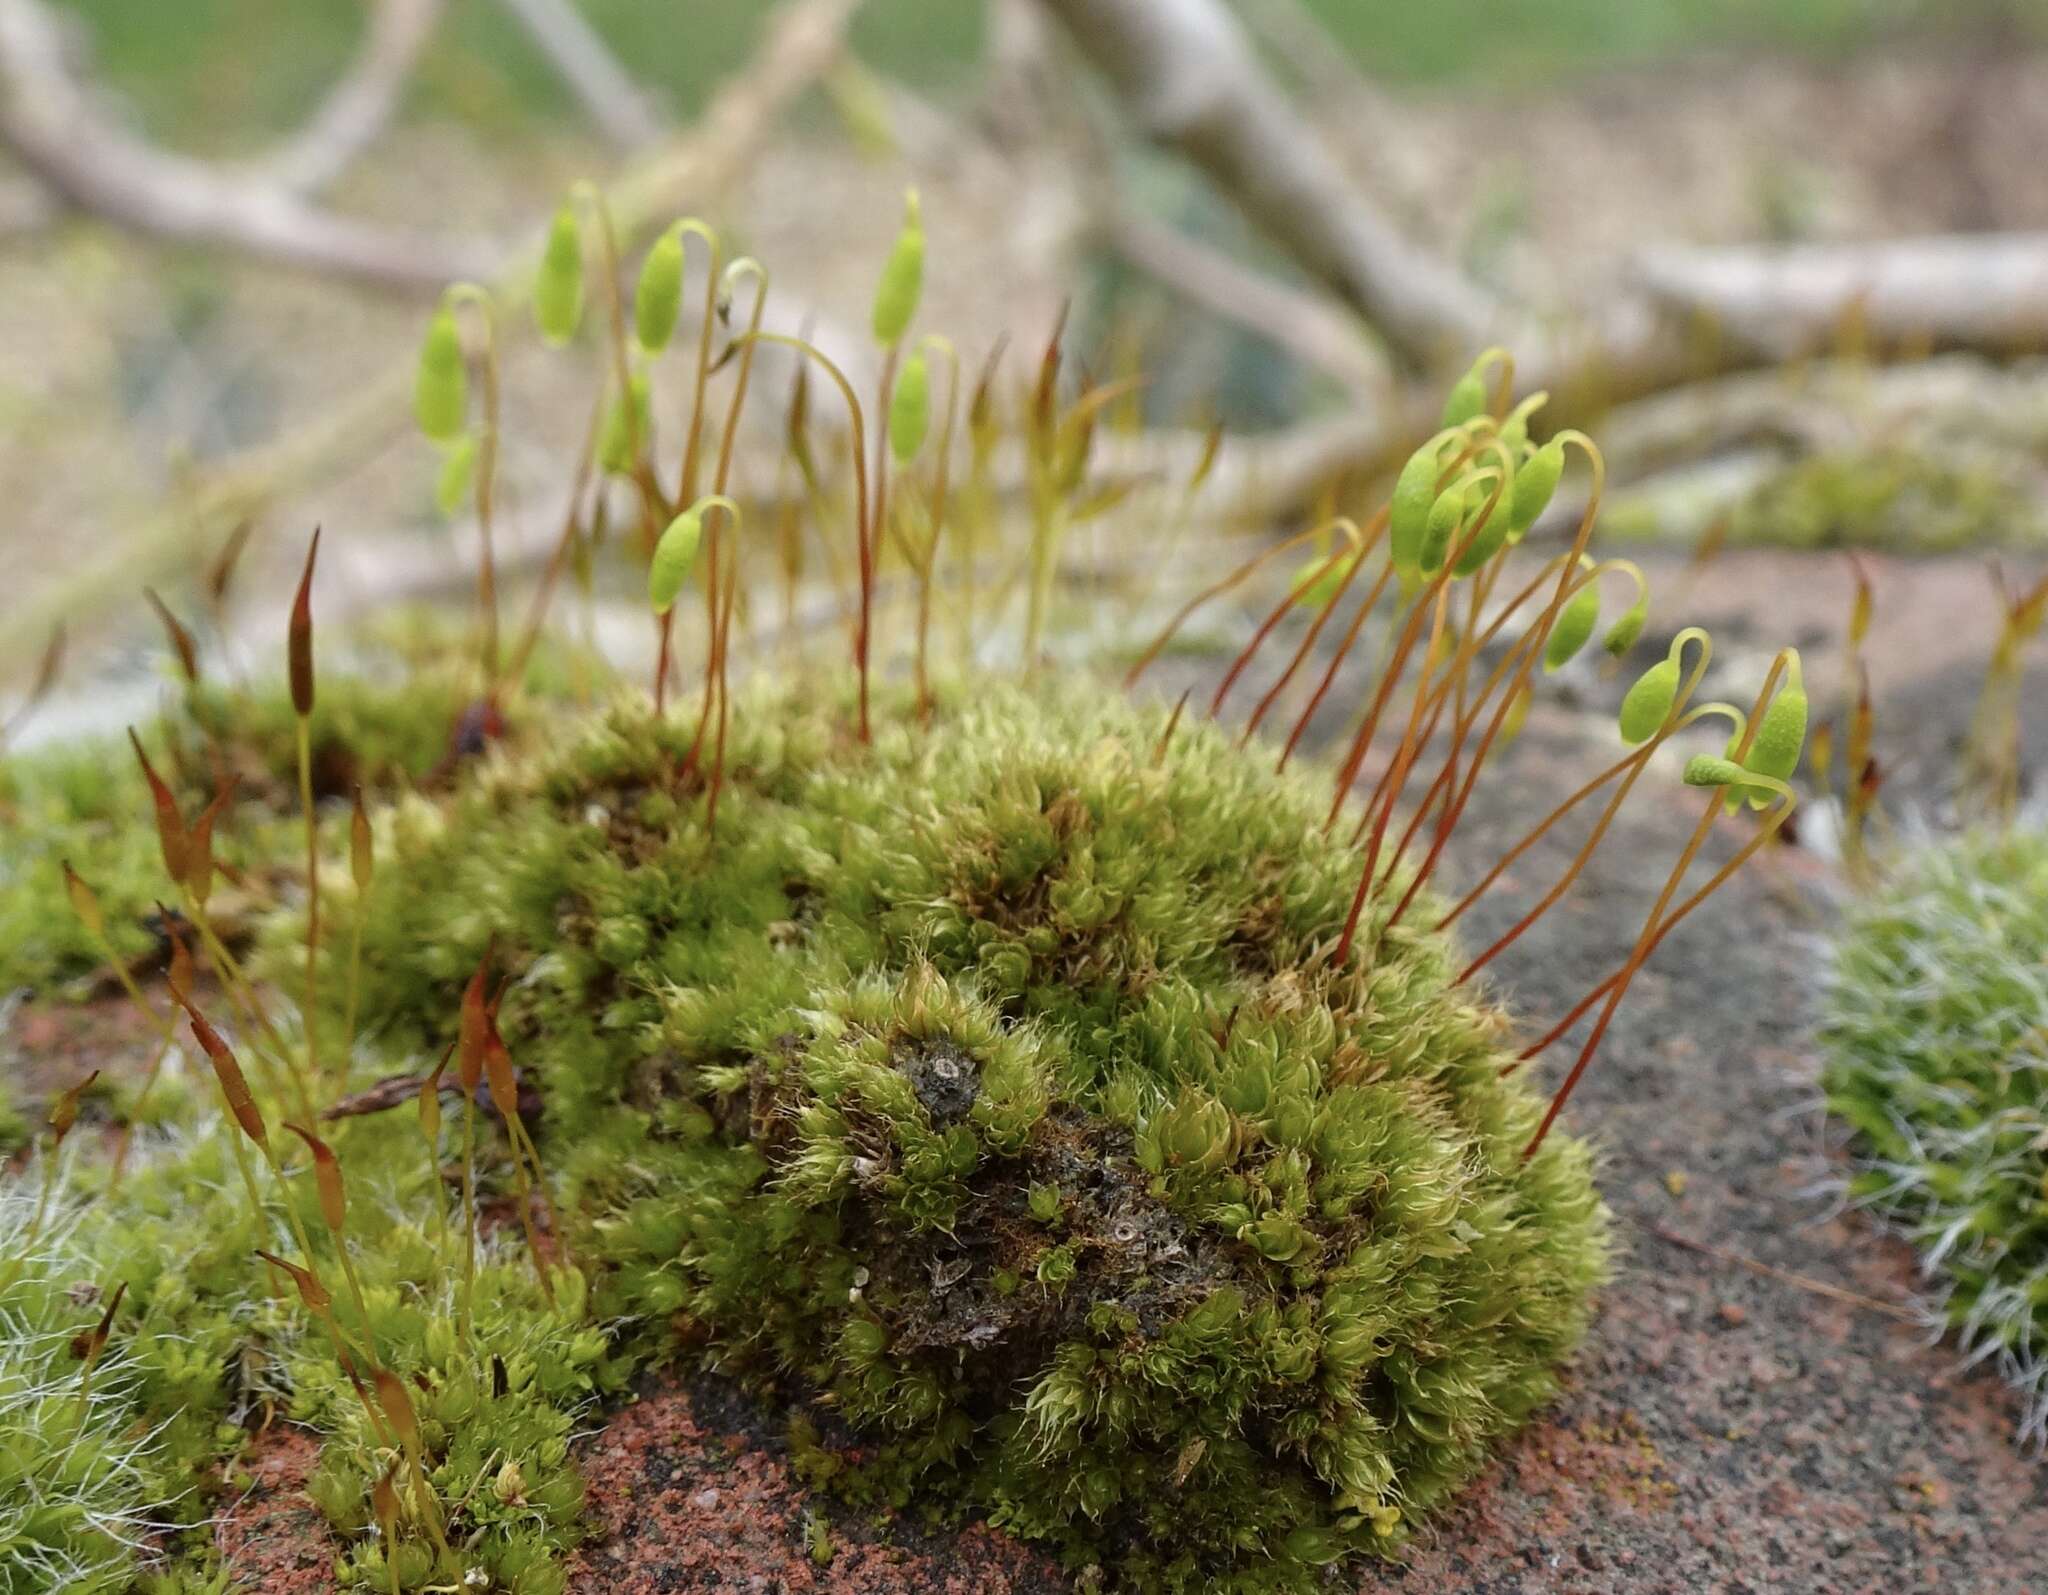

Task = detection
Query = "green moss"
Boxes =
[0,1072,28,1158]
[1730,446,2044,552]
[0,621,608,994]
[0,1197,193,1593]
[1,1119,311,1590]
[303,1252,615,1594]
[1,725,190,995]
[334,676,1608,1591]
[1822,826,2048,1443]
[2,1090,622,1592]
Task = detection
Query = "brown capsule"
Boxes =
[1846,669,1874,780]
[419,1042,452,1145]
[206,519,255,610]
[20,622,65,719]
[370,1458,403,1544]
[784,354,811,460]
[255,1248,332,1313]
[179,997,267,1149]
[369,1366,421,1453]
[480,1015,520,1124]
[1809,720,1835,787]
[69,1280,127,1365]
[49,1068,101,1147]
[185,775,240,909]
[284,1122,348,1237]
[968,334,1006,444]
[350,786,373,892]
[165,924,195,1005]
[61,861,104,940]
[1188,415,1225,495]
[1033,302,1067,440]
[288,528,320,718]
[458,961,491,1095]
[127,729,190,888]
[1847,553,1874,649]
[142,589,200,686]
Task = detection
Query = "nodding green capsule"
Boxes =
[1452,484,1511,576]
[1291,547,1357,611]
[1618,657,1680,743]
[1604,594,1648,657]
[598,370,651,475]
[634,227,685,353]
[1509,438,1565,538]
[535,204,584,347]
[1439,366,1487,429]
[435,433,477,517]
[888,350,931,462]
[1499,682,1533,745]
[1498,392,1548,459]
[1747,663,1808,784]
[1418,485,1464,577]
[871,188,925,344]
[413,307,466,442]
[1683,754,1748,787]
[1543,581,1600,671]
[648,505,703,614]
[1389,441,1442,573]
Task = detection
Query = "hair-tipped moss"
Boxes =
[331,675,1607,1591]
[1822,825,2048,1444]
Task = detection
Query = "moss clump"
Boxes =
[1728,446,2044,553]
[0,1103,618,1594]
[337,676,1607,1591]
[0,1202,188,1594]
[1822,826,2048,1442]
[0,619,604,995]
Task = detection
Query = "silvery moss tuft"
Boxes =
[1822,826,2048,1445]
[339,676,1607,1591]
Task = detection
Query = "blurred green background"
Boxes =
[62,0,2040,147]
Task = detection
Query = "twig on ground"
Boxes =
[1639,1217,1921,1324]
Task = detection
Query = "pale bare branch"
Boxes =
[1102,211,1388,396]
[0,0,492,287]
[1637,232,2048,357]
[1033,0,1499,371]
[253,0,447,197]
[494,0,667,149]
[2,0,866,676]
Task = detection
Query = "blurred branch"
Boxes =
[1100,211,1387,398]
[1637,233,2048,357]
[1032,0,1499,371]
[254,0,447,196]
[1237,0,1394,123]
[493,0,668,149]
[0,0,493,286]
[1,0,864,678]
